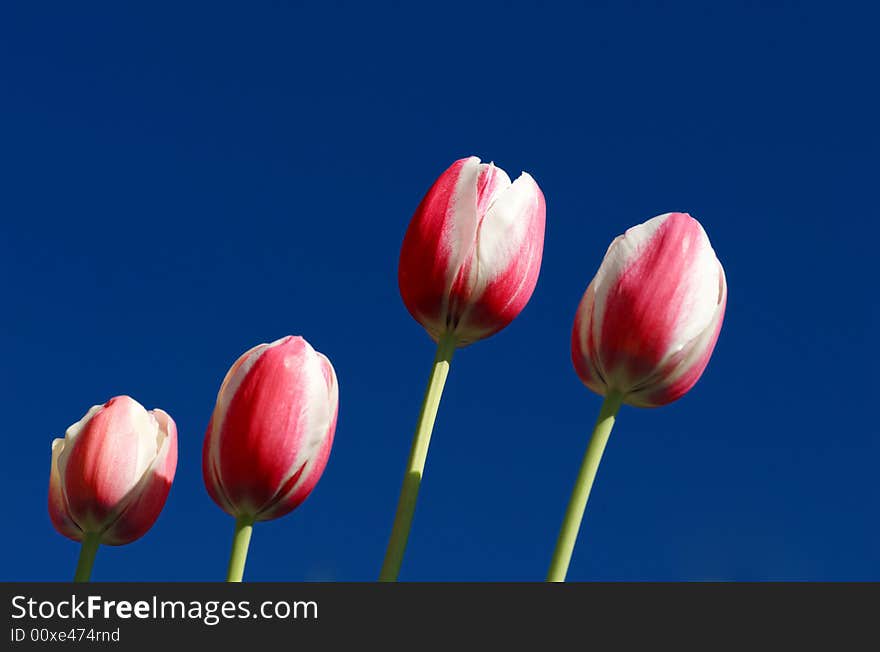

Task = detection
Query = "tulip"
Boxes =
[398,155,546,346]
[548,212,726,582]
[48,396,178,582]
[571,212,727,407]
[381,156,546,581]
[202,335,338,581]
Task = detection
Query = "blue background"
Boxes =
[2,2,876,581]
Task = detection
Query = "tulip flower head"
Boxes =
[572,212,727,407]
[202,335,338,523]
[398,156,546,346]
[48,396,178,545]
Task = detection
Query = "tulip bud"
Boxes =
[48,396,178,545]
[398,156,546,346]
[202,335,338,522]
[572,212,727,407]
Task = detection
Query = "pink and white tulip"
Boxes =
[398,156,546,346]
[202,335,338,522]
[572,212,727,407]
[48,396,178,545]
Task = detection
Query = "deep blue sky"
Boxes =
[2,2,877,581]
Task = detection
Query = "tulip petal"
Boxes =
[62,397,159,531]
[202,415,237,515]
[445,162,513,324]
[571,280,609,397]
[102,409,178,545]
[256,351,338,521]
[399,157,480,337]
[49,398,176,544]
[399,157,545,345]
[443,158,490,306]
[214,337,332,517]
[571,212,726,406]
[48,438,83,542]
[203,339,280,511]
[213,340,276,430]
[634,263,727,406]
[457,171,545,342]
[595,213,721,390]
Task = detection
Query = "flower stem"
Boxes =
[73,532,101,582]
[547,390,624,582]
[379,332,457,581]
[226,515,255,582]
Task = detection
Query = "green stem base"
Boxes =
[547,390,624,582]
[226,516,255,582]
[379,332,456,582]
[73,532,101,583]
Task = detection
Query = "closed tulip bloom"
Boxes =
[548,212,726,582]
[48,396,178,546]
[382,156,544,581]
[203,335,338,524]
[398,155,546,346]
[571,212,727,408]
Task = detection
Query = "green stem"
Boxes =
[547,390,624,582]
[226,515,255,582]
[379,332,457,581]
[73,532,100,582]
